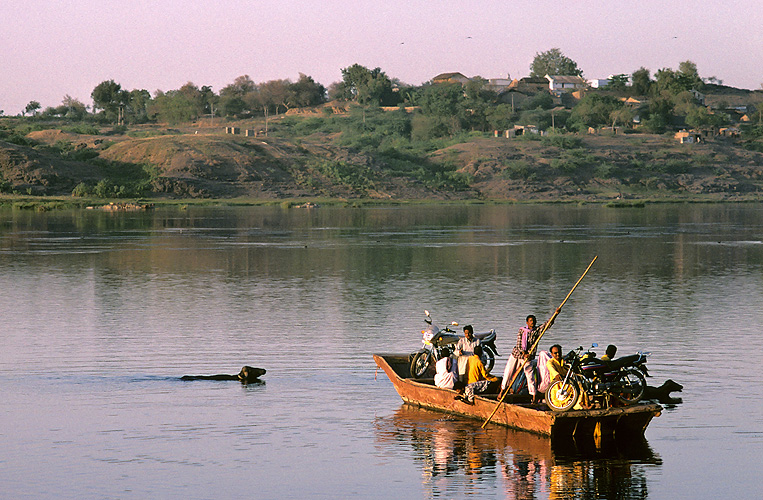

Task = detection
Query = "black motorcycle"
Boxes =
[546,343,649,412]
[409,310,498,378]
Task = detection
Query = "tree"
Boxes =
[227,75,256,95]
[218,95,247,117]
[655,68,698,95]
[289,73,326,108]
[417,82,464,136]
[339,64,399,106]
[24,100,41,116]
[672,90,700,116]
[148,83,205,124]
[518,108,555,130]
[199,85,218,116]
[461,77,497,131]
[678,60,703,89]
[642,95,673,133]
[127,89,151,123]
[566,94,623,131]
[703,75,723,85]
[653,61,703,97]
[258,79,292,114]
[485,103,516,131]
[91,80,123,116]
[219,75,258,117]
[686,106,727,129]
[525,91,554,110]
[41,106,60,118]
[58,95,88,120]
[673,60,704,93]
[327,81,347,101]
[530,48,583,78]
[631,67,652,95]
[608,74,630,92]
[610,107,634,128]
[418,83,463,117]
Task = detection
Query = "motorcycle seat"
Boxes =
[431,332,461,344]
[605,354,641,370]
[581,360,607,372]
[475,330,496,342]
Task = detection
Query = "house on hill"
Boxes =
[689,89,706,105]
[545,75,588,94]
[432,72,470,85]
[704,94,752,113]
[508,77,548,94]
[496,77,549,108]
[620,96,648,107]
[485,77,512,93]
[675,130,702,144]
[588,78,610,89]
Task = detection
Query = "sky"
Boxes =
[1,0,762,115]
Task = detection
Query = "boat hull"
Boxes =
[374,353,661,439]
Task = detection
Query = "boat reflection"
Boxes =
[375,404,662,499]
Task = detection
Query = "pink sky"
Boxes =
[1,0,762,115]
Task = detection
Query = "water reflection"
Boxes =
[2,204,761,498]
[376,404,661,499]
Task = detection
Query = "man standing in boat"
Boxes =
[501,309,559,404]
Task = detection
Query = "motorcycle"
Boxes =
[409,310,499,378]
[545,343,649,412]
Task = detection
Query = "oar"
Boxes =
[481,255,598,429]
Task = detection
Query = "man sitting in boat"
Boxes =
[548,344,591,409]
[454,325,479,379]
[434,356,458,389]
[457,345,499,404]
[547,344,568,382]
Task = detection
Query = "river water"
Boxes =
[1,203,761,499]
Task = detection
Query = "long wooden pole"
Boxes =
[481,256,597,429]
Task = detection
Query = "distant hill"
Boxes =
[1,120,762,202]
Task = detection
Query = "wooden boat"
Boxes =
[374,353,662,440]
[381,404,661,464]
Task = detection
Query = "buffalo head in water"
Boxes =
[181,365,266,384]
[238,366,266,383]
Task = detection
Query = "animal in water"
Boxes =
[642,379,683,404]
[181,366,266,384]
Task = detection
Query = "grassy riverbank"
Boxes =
[2,193,759,213]
[2,112,762,205]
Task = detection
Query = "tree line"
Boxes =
[15,49,762,135]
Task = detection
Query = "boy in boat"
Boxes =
[454,324,479,379]
[601,344,617,361]
[454,324,479,356]
[457,345,499,404]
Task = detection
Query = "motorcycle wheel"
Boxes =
[410,352,432,378]
[482,346,496,373]
[614,368,646,404]
[546,380,579,412]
